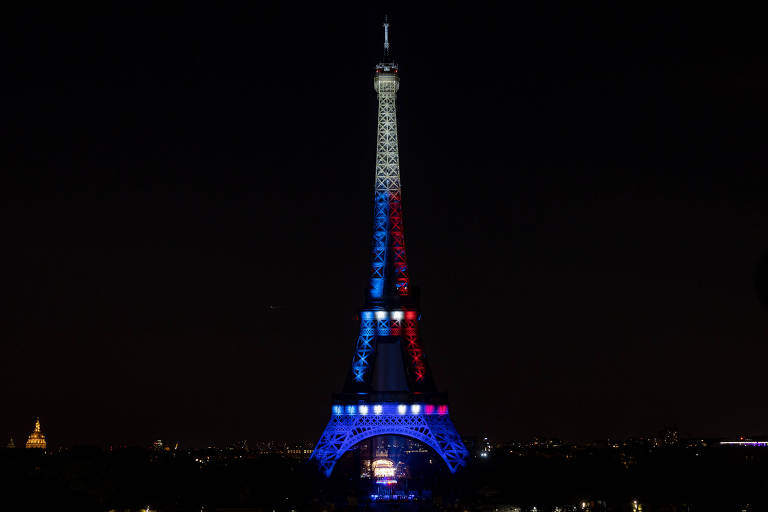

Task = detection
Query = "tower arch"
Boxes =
[312,409,468,477]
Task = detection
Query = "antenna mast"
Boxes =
[383,15,391,61]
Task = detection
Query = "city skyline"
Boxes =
[3,5,767,448]
[5,417,766,451]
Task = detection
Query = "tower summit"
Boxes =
[311,18,469,478]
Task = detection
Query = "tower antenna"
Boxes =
[383,15,391,61]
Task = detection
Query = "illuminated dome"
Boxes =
[25,418,47,450]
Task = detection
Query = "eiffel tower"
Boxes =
[310,17,470,477]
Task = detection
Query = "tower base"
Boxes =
[311,405,469,477]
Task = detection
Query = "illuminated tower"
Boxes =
[25,417,47,450]
[311,18,469,477]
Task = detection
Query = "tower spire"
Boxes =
[382,15,391,61]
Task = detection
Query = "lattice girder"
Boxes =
[368,81,410,300]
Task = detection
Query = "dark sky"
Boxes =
[2,5,767,447]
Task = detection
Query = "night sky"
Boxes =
[3,6,767,448]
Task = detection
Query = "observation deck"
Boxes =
[374,63,399,92]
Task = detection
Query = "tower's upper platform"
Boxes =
[374,64,399,93]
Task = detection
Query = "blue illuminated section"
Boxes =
[351,310,376,382]
[370,277,384,298]
[370,494,416,502]
[369,190,390,299]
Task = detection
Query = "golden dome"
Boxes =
[25,418,47,450]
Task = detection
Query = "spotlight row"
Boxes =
[332,404,448,416]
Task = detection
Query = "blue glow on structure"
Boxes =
[370,493,417,502]
[370,277,384,298]
[314,403,469,475]
[351,312,376,382]
[369,189,389,299]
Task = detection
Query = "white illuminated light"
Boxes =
[373,404,383,414]
[372,458,395,478]
[411,404,421,414]
[397,404,407,415]
[359,405,369,415]
[375,310,388,320]
[391,311,404,320]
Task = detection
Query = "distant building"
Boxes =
[25,418,46,450]
[6,437,15,449]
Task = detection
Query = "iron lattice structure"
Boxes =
[313,405,468,477]
[311,19,469,477]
